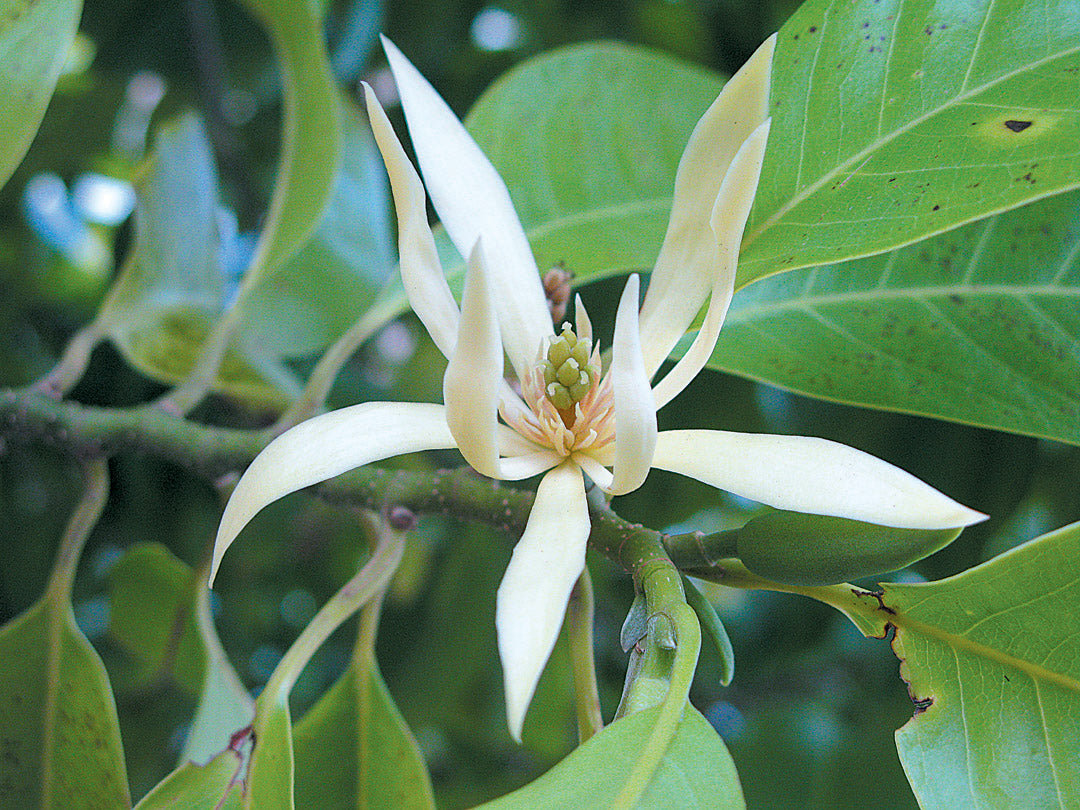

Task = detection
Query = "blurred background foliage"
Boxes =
[1,0,1077,807]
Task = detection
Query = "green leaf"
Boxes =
[0,0,82,189]
[244,700,294,809]
[239,96,394,358]
[181,617,255,768]
[107,543,206,693]
[293,650,435,809]
[479,705,744,810]
[466,42,722,283]
[738,0,1080,285]
[705,190,1080,445]
[234,0,339,287]
[367,41,726,324]
[0,599,130,808]
[133,749,243,810]
[106,542,253,765]
[884,521,1080,808]
[96,113,297,406]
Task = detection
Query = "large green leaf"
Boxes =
[0,461,129,808]
[466,42,722,282]
[293,649,435,809]
[704,190,1080,444]
[107,543,206,693]
[106,543,253,765]
[0,599,130,808]
[0,0,82,189]
[738,0,1080,285]
[884,521,1080,808]
[479,704,743,809]
[95,113,298,405]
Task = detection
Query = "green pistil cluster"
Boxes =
[542,323,595,411]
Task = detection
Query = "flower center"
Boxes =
[502,321,615,458]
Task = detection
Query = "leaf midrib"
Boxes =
[42,601,62,810]
[523,196,671,241]
[726,281,1080,323]
[894,612,1080,695]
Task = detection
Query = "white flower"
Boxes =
[210,35,985,741]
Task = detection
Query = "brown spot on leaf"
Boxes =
[1005,120,1032,133]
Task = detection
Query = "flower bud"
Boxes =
[735,510,963,586]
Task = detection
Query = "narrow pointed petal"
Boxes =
[381,37,552,377]
[652,430,987,529]
[498,450,563,481]
[211,403,456,584]
[574,294,592,343]
[638,33,776,378]
[444,240,502,478]
[573,453,614,490]
[651,119,772,410]
[497,424,546,457]
[363,84,459,359]
[497,463,590,741]
[609,275,657,496]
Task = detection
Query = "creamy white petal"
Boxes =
[573,453,614,490]
[497,424,545,457]
[609,275,657,496]
[498,451,563,481]
[651,119,772,410]
[211,403,457,584]
[574,293,592,344]
[381,36,552,378]
[652,430,987,529]
[496,462,590,741]
[638,33,776,378]
[363,84,459,359]
[499,380,530,412]
[444,241,502,479]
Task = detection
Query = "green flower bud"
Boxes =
[735,510,963,586]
